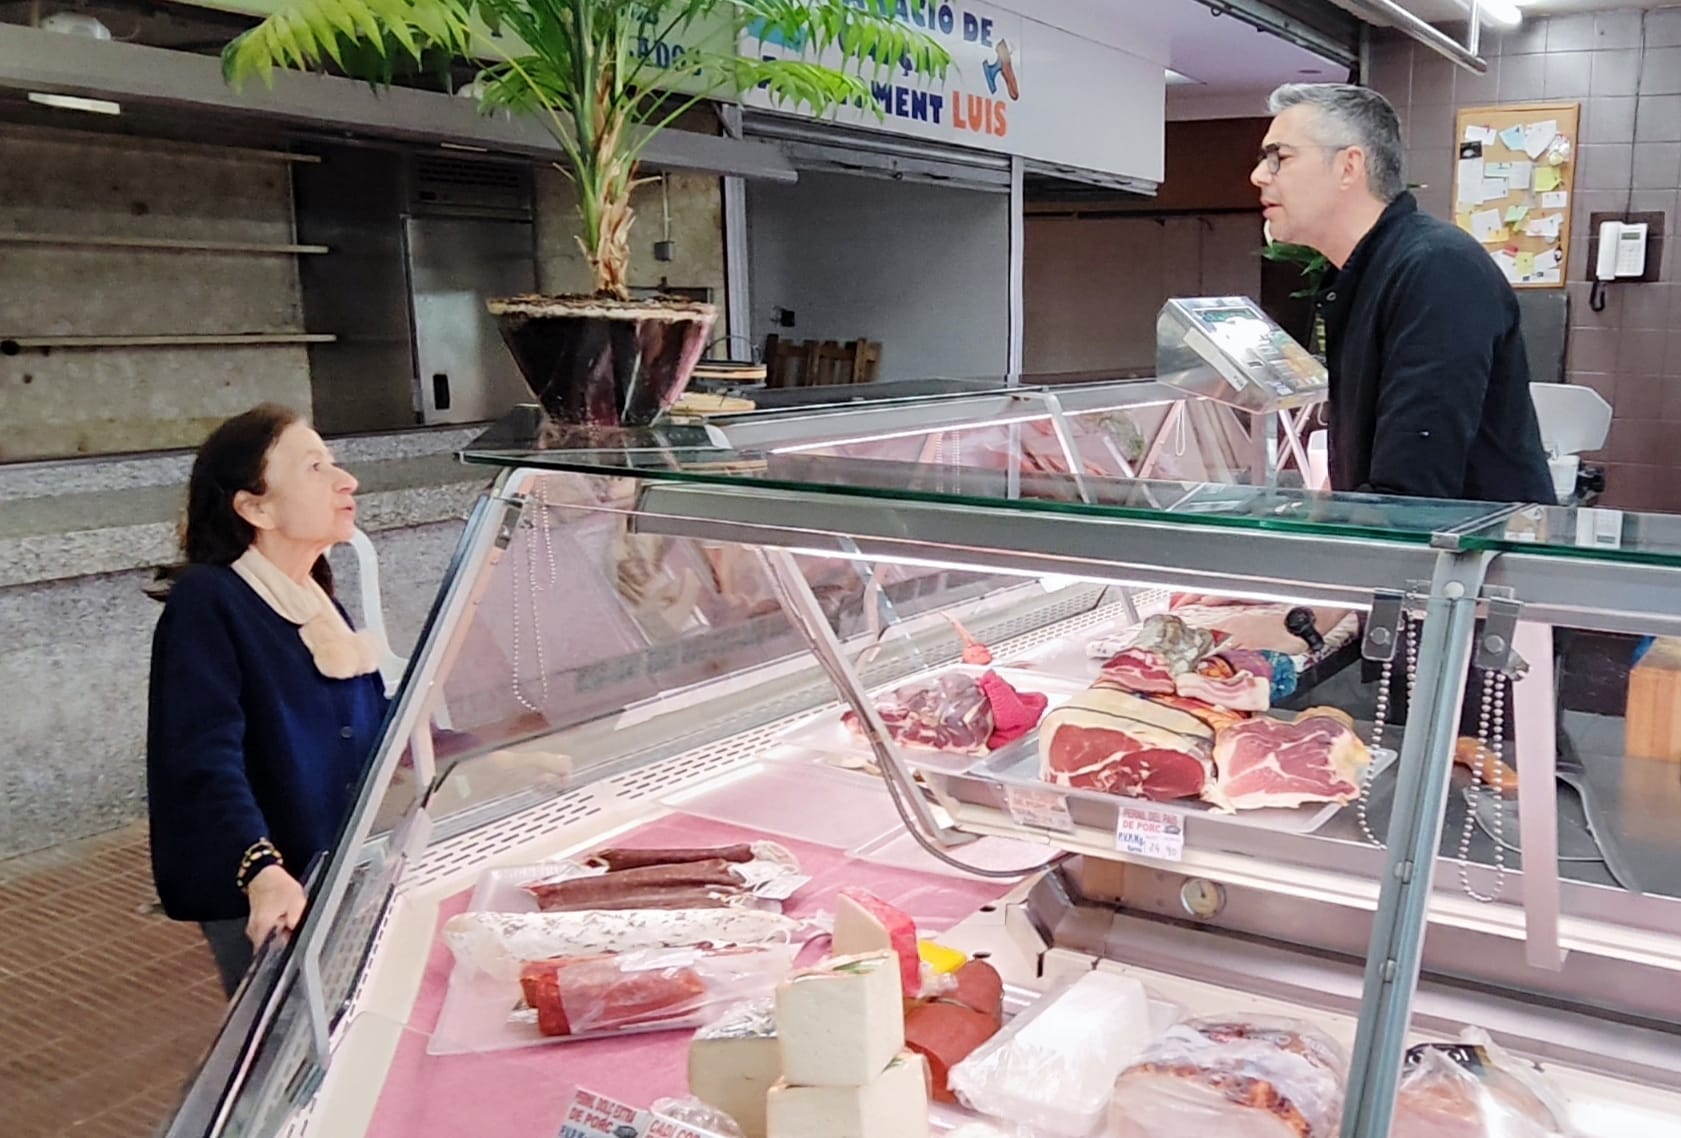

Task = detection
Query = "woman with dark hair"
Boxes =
[148,404,389,996]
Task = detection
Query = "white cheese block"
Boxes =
[767,1050,930,1138]
[689,999,779,1138]
[775,951,905,1088]
[833,893,892,959]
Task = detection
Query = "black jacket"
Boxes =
[1319,193,1554,503]
[148,565,388,921]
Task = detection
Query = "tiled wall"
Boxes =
[1367,9,1681,512]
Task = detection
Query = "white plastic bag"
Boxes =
[1393,1029,1574,1138]
[947,971,1177,1137]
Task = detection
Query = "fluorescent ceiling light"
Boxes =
[28,92,121,115]
[1470,0,1522,28]
[1166,68,1202,87]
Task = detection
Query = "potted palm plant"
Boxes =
[223,1,948,429]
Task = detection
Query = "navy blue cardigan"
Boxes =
[147,564,389,922]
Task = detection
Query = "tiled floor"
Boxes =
[0,822,228,1138]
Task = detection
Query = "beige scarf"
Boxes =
[232,547,385,679]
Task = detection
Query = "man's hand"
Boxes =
[246,864,308,949]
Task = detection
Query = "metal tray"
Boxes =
[937,725,1397,838]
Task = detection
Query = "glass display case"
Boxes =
[164,409,1681,1138]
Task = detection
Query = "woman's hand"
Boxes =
[245,864,308,949]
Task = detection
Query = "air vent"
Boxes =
[411,154,533,219]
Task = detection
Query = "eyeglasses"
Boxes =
[1256,142,1353,175]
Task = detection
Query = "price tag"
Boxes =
[1114,806,1185,862]
[1003,785,1075,833]
[559,1089,651,1138]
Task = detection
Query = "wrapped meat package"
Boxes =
[1393,1030,1574,1138]
[947,970,1175,1136]
[1109,1017,1348,1138]
[518,943,797,1040]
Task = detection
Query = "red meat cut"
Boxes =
[843,671,995,754]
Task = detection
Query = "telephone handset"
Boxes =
[1596,220,1649,281]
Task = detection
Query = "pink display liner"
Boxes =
[364,813,1010,1138]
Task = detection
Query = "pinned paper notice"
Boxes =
[1524,120,1558,160]
[1533,166,1563,193]
[1470,208,1506,242]
[1505,204,1531,223]
[1492,249,1521,282]
[1499,125,1529,150]
[1458,151,1485,205]
[1510,161,1534,189]
[1485,162,1513,177]
[1482,178,1509,202]
[1534,247,1564,273]
[1541,190,1569,209]
[1525,214,1563,240]
[1515,251,1537,278]
[1465,125,1498,145]
[1535,268,1563,284]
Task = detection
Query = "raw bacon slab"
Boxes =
[1175,670,1273,712]
[1040,688,1214,802]
[1205,708,1371,812]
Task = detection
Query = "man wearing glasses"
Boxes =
[1253,83,1553,504]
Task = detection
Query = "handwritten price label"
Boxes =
[1114,806,1185,862]
[1003,785,1075,833]
[558,1089,650,1138]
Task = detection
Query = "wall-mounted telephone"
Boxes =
[1596,220,1649,281]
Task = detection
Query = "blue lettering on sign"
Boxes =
[961,13,993,45]
[636,36,687,67]
[872,80,944,123]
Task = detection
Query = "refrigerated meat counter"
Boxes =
[162,410,1681,1138]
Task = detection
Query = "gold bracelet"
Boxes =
[237,837,284,891]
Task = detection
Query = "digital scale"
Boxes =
[1156,296,1328,414]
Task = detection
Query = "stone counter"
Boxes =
[0,426,495,859]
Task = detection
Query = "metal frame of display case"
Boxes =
[167,422,1681,1138]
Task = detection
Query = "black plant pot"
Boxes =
[487,294,716,429]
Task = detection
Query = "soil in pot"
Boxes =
[488,294,717,429]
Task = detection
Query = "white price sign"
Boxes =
[1004,785,1074,833]
[1114,806,1184,862]
[559,1089,650,1138]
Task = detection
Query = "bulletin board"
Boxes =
[1451,102,1579,289]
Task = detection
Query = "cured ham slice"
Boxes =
[1040,688,1214,802]
[1096,649,1178,695]
[1175,670,1272,712]
[1205,708,1371,812]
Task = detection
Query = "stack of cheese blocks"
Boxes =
[689,890,931,1138]
[769,950,930,1138]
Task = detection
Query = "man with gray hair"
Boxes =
[1255,82,1552,503]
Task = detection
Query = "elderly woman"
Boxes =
[148,404,389,996]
